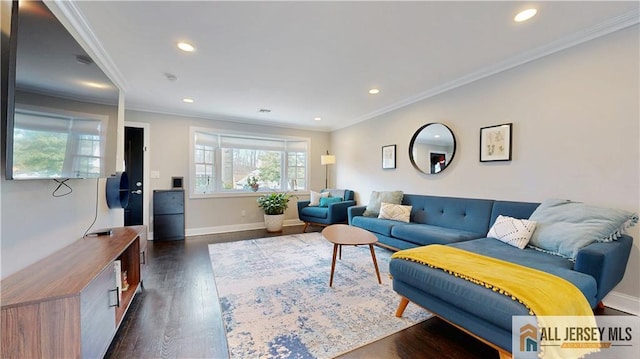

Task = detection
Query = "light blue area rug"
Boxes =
[208,232,431,359]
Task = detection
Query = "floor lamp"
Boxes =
[320,151,336,189]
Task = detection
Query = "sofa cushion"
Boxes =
[487,215,536,249]
[489,201,539,227]
[528,199,639,260]
[378,202,411,223]
[455,239,598,307]
[320,188,354,201]
[402,195,494,235]
[309,190,329,206]
[450,238,575,271]
[319,196,343,207]
[323,189,347,200]
[351,216,396,237]
[299,205,328,219]
[390,223,484,246]
[363,190,404,217]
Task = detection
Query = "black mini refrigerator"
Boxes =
[153,189,185,240]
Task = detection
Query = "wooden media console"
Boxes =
[1,225,147,358]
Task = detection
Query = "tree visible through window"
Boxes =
[191,129,309,195]
[12,109,105,178]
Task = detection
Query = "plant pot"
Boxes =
[264,214,285,232]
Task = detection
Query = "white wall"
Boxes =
[332,26,640,307]
[0,179,123,278]
[123,110,331,236]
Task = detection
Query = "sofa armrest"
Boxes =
[297,200,311,214]
[327,200,357,223]
[348,205,367,224]
[574,234,633,302]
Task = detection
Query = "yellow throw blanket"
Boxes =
[392,245,598,358]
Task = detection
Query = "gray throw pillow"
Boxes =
[363,190,404,217]
[528,198,638,260]
[324,189,346,200]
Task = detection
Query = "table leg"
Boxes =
[338,244,342,260]
[330,243,338,287]
[369,244,381,284]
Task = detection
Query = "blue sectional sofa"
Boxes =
[348,194,634,357]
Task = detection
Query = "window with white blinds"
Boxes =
[190,128,309,196]
[13,109,105,178]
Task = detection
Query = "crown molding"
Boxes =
[40,2,639,132]
[340,9,640,131]
[45,0,129,93]
[125,104,333,133]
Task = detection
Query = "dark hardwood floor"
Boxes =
[105,225,629,359]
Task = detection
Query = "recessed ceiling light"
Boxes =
[177,42,195,52]
[514,8,537,22]
[368,88,380,95]
[183,98,194,103]
[314,117,322,121]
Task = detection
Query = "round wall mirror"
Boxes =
[409,123,456,174]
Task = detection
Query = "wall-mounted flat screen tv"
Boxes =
[5,0,119,180]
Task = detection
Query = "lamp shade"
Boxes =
[321,154,336,165]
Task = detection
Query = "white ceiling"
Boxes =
[62,1,639,132]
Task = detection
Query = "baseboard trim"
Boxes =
[603,291,640,315]
[148,219,305,240]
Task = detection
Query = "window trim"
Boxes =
[189,126,311,199]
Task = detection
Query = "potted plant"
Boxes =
[257,192,296,232]
[246,175,259,192]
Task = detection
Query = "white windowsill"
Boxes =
[189,190,309,200]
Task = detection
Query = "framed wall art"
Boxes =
[480,123,512,162]
[382,144,396,169]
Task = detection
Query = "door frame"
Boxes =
[124,121,150,229]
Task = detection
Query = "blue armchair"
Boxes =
[297,189,356,232]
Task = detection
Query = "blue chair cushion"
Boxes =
[299,206,328,219]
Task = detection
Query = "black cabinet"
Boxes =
[153,190,185,240]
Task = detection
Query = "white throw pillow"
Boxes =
[378,202,412,223]
[308,191,329,206]
[487,215,537,249]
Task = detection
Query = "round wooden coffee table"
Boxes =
[321,224,382,287]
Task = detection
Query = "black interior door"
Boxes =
[124,127,144,226]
